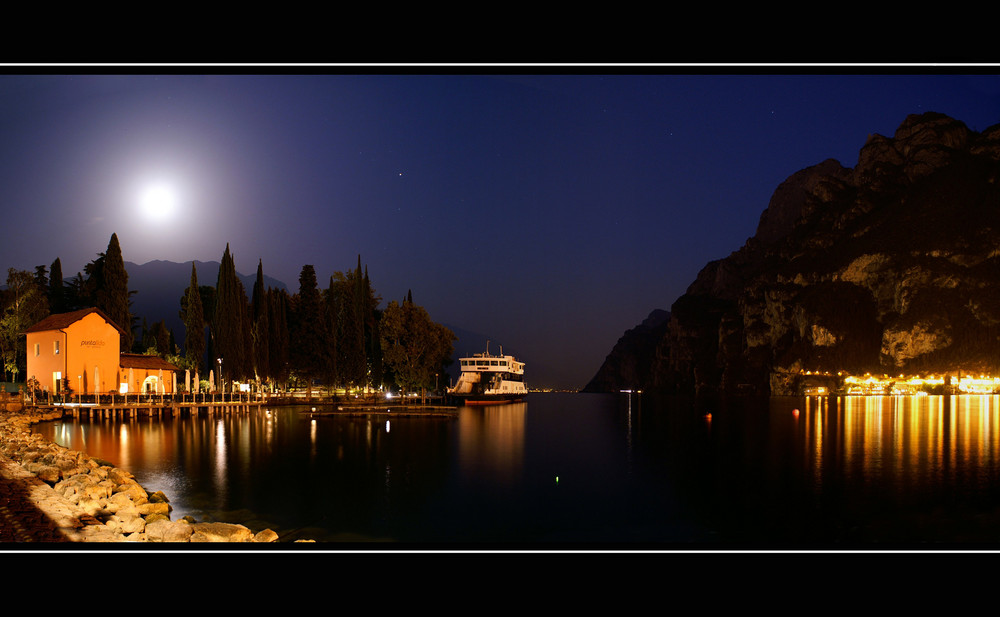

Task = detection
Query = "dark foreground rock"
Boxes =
[0,407,286,543]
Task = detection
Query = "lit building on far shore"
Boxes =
[24,307,178,395]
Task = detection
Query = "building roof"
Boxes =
[119,354,180,371]
[23,307,128,336]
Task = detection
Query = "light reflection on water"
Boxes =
[31,392,1000,546]
[790,394,1000,498]
[32,400,550,542]
[456,402,526,489]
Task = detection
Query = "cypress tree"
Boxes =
[328,272,349,388]
[352,255,367,389]
[267,287,290,389]
[99,233,132,352]
[289,265,330,395]
[324,276,340,388]
[183,262,206,374]
[153,320,170,356]
[49,258,65,313]
[363,265,383,390]
[214,244,249,384]
[251,259,270,384]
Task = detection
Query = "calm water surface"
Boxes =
[32,392,1000,547]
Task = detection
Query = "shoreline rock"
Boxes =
[0,407,282,543]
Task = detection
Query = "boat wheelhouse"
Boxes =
[448,347,527,405]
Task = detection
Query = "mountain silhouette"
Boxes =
[585,112,1000,395]
[126,260,287,345]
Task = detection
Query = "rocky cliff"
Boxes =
[584,112,1000,395]
[582,309,669,392]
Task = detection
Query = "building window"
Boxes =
[34,343,39,357]
[54,340,60,355]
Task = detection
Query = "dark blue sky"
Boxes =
[2,70,999,389]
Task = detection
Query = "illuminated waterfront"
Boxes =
[799,370,1000,395]
[31,392,1000,546]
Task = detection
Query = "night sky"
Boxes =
[1,70,999,389]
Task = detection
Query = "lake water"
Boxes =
[32,392,1000,548]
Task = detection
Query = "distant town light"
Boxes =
[813,370,1000,395]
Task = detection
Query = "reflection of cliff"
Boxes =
[457,403,527,488]
[586,113,1000,395]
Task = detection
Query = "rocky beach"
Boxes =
[0,404,283,544]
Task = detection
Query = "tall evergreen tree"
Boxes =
[324,276,340,388]
[213,244,250,385]
[333,258,366,388]
[98,233,132,352]
[323,257,382,391]
[153,320,170,356]
[327,272,349,387]
[251,259,270,384]
[33,265,48,292]
[352,255,367,389]
[48,258,65,314]
[289,265,330,394]
[267,287,290,389]
[182,262,206,374]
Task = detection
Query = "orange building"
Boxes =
[24,307,179,395]
[119,353,180,394]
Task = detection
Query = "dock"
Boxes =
[30,397,261,420]
[21,395,459,421]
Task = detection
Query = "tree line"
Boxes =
[1,233,456,396]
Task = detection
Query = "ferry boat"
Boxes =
[448,346,527,405]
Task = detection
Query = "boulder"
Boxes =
[136,501,171,517]
[189,522,255,542]
[145,519,194,542]
[252,528,280,542]
[107,512,146,535]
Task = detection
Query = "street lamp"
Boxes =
[217,357,223,401]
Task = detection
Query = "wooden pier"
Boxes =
[32,398,261,420]
[25,396,462,421]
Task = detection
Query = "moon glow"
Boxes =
[139,183,179,221]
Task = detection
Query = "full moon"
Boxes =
[139,184,178,221]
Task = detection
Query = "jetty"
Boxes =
[25,394,261,421]
[13,391,461,421]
